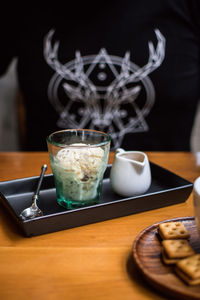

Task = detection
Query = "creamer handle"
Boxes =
[116,148,125,154]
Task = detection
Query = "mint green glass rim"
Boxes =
[46,129,111,148]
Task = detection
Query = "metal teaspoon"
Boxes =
[20,164,47,220]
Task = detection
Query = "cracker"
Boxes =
[175,267,200,285]
[162,240,195,259]
[161,248,181,265]
[176,254,200,279]
[158,222,190,240]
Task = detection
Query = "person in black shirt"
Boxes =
[1,0,200,151]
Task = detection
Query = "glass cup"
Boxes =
[47,129,111,209]
[194,176,200,238]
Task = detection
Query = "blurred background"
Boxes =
[0,58,200,152]
[0,59,19,151]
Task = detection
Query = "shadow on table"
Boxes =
[0,202,23,240]
[126,253,171,300]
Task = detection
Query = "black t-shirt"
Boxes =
[1,0,200,150]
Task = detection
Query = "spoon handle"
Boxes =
[34,164,47,197]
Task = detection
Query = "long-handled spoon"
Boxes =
[20,164,47,220]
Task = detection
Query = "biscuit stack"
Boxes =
[158,221,200,286]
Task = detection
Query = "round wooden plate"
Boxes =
[133,217,200,300]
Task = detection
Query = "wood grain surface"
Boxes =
[133,217,200,300]
[0,152,200,300]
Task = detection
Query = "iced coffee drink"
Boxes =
[47,130,111,209]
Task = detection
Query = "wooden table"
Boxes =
[0,152,200,300]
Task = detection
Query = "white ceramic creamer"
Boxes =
[193,177,200,238]
[110,148,151,196]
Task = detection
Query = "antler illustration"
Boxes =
[44,29,97,94]
[44,28,165,144]
[106,29,165,96]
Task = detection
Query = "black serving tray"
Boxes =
[0,163,193,237]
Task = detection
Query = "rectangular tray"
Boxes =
[0,163,193,237]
